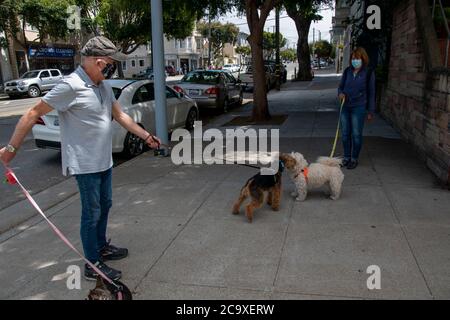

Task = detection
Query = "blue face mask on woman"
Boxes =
[352,59,362,69]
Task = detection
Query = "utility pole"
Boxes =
[275,6,281,90]
[312,28,316,68]
[150,0,169,151]
[318,30,322,69]
[208,5,212,68]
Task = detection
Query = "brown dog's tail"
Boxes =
[317,157,342,167]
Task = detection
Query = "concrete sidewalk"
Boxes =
[1,75,449,300]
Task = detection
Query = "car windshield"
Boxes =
[21,71,40,79]
[112,87,122,100]
[182,71,220,84]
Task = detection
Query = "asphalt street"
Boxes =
[0,62,311,211]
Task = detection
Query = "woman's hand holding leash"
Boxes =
[367,112,374,122]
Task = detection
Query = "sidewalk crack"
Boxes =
[272,198,295,289]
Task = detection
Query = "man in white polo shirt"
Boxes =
[0,36,161,281]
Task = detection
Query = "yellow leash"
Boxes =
[330,98,346,158]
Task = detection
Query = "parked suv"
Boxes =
[239,65,276,92]
[4,69,63,98]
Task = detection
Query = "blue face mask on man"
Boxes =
[352,59,363,69]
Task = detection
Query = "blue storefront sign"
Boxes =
[29,47,75,58]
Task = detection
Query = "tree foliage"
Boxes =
[280,48,297,61]
[197,21,239,63]
[236,45,251,56]
[0,0,75,71]
[312,40,332,58]
[94,0,201,55]
[284,0,333,81]
[0,0,74,44]
[263,31,287,59]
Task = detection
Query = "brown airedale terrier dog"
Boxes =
[232,155,291,223]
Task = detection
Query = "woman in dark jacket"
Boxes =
[338,47,376,170]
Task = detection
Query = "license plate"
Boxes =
[189,89,201,96]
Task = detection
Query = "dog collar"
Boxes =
[295,167,309,182]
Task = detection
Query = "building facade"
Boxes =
[164,30,204,74]
[331,0,368,73]
[121,44,152,78]
[381,0,449,185]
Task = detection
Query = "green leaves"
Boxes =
[197,21,239,59]
[236,45,251,56]
[0,0,76,49]
[280,48,297,61]
[21,0,75,42]
[95,0,205,54]
[263,31,287,56]
[312,39,332,58]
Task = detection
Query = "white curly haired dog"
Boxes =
[281,152,345,201]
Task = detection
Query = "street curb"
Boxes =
[0,177,79,235]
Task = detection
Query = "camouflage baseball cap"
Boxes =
[81,36,127,61]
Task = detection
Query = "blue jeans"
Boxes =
[340,105,367,160]
[75,168,112,263]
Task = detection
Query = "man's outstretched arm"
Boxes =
[0,100,53,165]
[112,101,161,149]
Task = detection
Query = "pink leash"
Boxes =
[3,166,123,297]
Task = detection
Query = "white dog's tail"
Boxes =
[317,157,342,167]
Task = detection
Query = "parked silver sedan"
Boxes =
[174,70,243,113]
[32,79,199,157]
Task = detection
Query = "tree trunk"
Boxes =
[246,0,276,122]
[293,16,313,81]
[21,21,30,72]
[249,31,270,121]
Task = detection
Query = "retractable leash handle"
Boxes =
[151,134,172,157]
[330,97,346,158]
[2,165,121,290]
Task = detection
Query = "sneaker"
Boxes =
[100,240,129,261]
[84,261,122,281]
[347,159,359,170]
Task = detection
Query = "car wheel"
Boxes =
[122,131,145,158]
[185,108,198,131]
[28,86,41,98]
